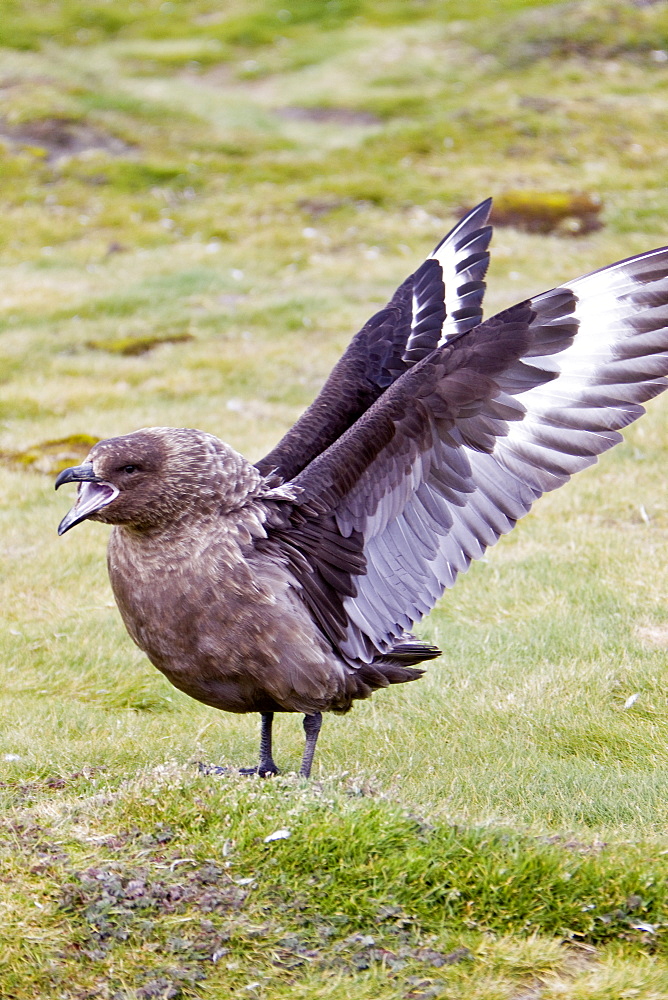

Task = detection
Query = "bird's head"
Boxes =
[55,427,262,535]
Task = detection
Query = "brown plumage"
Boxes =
[56,199,668,776]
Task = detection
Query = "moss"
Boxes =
[489,189,604,235]
[96,160,192,192]
[0,82,85,127]
[118,38,229,73]
[0,117,135,162]
[2,434,99,475]
[357,94,428,121]
[86,332,194,356]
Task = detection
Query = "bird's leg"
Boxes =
[299,712,322,778]
[258,711,279,776]
[239,712,279,777]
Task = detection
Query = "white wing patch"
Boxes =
[403,199,492,364]
[339,245,668,662]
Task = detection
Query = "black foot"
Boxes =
[197,713,281,780]
[239,763,280,778]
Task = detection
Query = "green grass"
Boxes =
[2,1,668,996]
[4,768,668,997]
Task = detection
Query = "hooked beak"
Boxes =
[55,462,119,535]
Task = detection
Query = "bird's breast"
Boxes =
[105,522,349,715]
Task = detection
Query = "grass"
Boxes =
[2,1,668,996]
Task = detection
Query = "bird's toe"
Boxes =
[239,762,280,778]
[196,761,229,776]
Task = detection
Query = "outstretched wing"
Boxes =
[267,245,668,665]
[255,199,493,481]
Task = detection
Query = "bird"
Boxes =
[55,198,668,778]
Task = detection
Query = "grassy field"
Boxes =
[2,1,668,996]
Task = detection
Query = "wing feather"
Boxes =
[257,200,492,480]
[265,245,668,664]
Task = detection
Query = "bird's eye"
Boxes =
[123,464,138,474]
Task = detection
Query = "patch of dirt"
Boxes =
[560,943,598,974]
[55,852,478,997]
[0,817,72,866]
[59,860,249,962]
[276,105,381,126]
[404,977,445,1000]
[0,767,107,802]
[0,117,134,161]
[509,944,598,1000]
[312,932,472,979]
[1,433,99,475]
[297,197,348,217]
[542,833,607,854]
[518,96,560,113]
[0,74,58,90]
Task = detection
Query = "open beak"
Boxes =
[55,462,119,535]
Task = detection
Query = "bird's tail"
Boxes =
[361,636,441,687]
[381,637,441,665]
[332,637,439,712]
